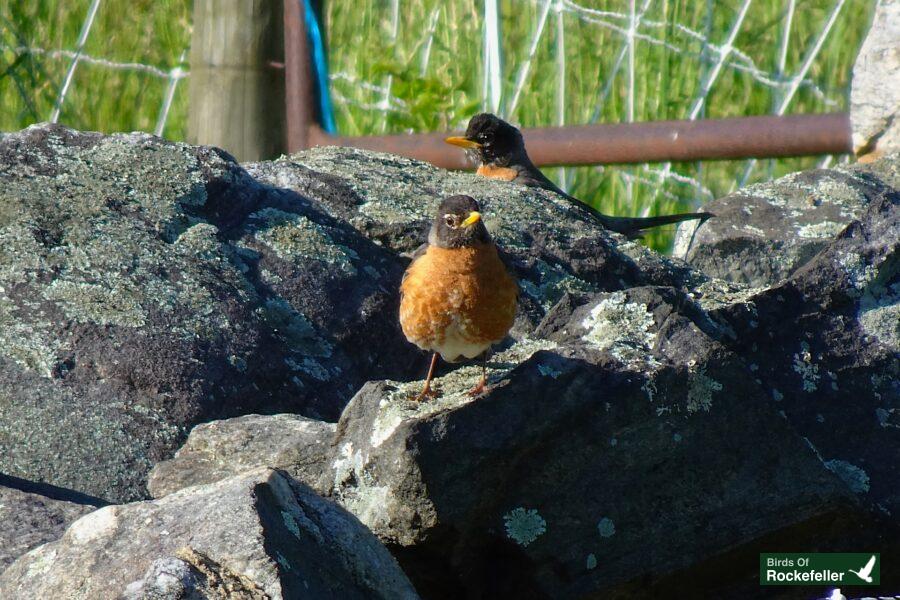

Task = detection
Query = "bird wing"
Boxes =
[401,243,429,285]
[400,243,431,307]
[861,555,876,576]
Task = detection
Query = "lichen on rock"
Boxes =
[677,156,895,287]
[503,507,547,547]
[251,207,360,275]
[686,365,723,413]
[824,459,871,494]
[580,291,657,365]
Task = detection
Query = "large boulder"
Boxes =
[164,153,897,597]
[674,156,898,287]
[317,267,898,598]
[705,191,900,518]
[295,156,894,597]
[0,468,419,599]
[0,125,418,502]
[0,125,697,503]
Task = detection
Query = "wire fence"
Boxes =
[0,0,869,227]
[2,42,189,137]
[323,0,864,221]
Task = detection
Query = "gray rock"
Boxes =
[318,315,888,598]
[674,156,897,286]
[0,468,419,600]
[1,124,409,502]
[306,158,899,597]
[123,550,269,599]
[706,190,900,519]
[247,146,702,329]
[0,481,96,570]
[148,414,335,498]
[0,125,700,503]
[851,0,900,158]
[3,123,897,598]
[123,554,213,600]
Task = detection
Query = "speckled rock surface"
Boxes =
[318,283,898,598]
[1,124,413,502]
[705,190,900,514]
[247,146,702,329]
[0,469,419,600]
[148,414,335,498]
[302,158,897,598]
[0,482,96,570]
[0,125,702,503]
[674,155,898,287]
[2,124,898,598]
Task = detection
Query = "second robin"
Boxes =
[446,113,713,237]
[399,195,518,401]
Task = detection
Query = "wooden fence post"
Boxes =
[187,0,285,161]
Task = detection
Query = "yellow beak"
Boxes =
[461,211,482,228]
[445,136,482,150]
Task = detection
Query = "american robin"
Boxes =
[399,195,518,401]
[446,113,714,237]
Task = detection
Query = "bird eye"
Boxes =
[444,215,456,227]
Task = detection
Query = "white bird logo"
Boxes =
[847,554,877,583]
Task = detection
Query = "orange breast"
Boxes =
[399,244,517,358]
[476,164,519,181]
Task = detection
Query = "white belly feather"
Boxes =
[431,318,493,363]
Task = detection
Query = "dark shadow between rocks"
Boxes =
[604,505,900,600]
[0,472,107,507]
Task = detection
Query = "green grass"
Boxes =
[0,0,875,251]
[0,0,191,136]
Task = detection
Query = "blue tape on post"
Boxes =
[303,0,337,133]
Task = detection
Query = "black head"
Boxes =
[445,113,527,166]
[428,195,492,249]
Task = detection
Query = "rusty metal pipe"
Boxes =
[284,0,315,153]
[308,113,851,169]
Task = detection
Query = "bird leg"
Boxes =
[414,353,440,401]
[467,352,489,397]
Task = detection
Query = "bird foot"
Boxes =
[467,379,489,397]
[412,384,440,402]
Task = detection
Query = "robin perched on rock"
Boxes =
[446,113,713,237]
[399,195,518,401]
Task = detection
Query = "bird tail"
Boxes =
[524,169,715,238]
[596,211,714,238]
